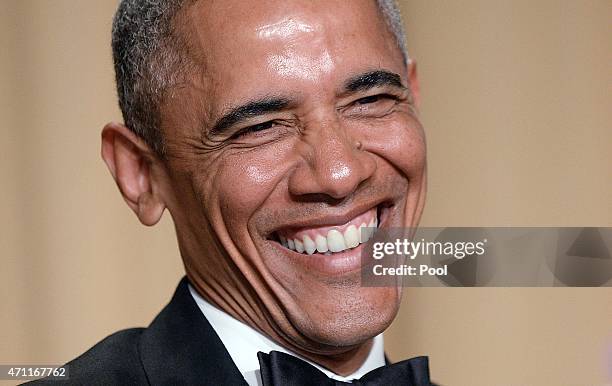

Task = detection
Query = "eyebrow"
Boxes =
[207,70,404,136]
[209,97,292,136]
[343,70,405,93]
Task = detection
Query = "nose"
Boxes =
[288,118,376,200]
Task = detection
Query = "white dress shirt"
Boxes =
[189,285,386,386]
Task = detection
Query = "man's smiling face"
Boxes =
[160,0,426,358]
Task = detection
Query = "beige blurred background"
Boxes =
[1,1,610,385]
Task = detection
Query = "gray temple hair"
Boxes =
[111,0,409,156]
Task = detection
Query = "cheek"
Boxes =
[365,116,426,176]
[214,148,292,232]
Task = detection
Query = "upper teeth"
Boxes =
[279,217,377,255]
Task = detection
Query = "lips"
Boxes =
[273,206,381,255]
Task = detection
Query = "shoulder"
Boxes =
[26,328,148,385]
[25,278,246,386]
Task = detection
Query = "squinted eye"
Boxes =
[355,94,397,105]
[344,93,401,118]
[246,121,275,133]
[233,121,277,139]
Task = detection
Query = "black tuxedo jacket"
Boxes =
[29,277,434,385]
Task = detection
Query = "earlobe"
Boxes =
[136,191,167,226]
[101,122,167,226]
[407,60,420,109]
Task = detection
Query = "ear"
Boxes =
[101,122,166,226]
[407,59,421,109]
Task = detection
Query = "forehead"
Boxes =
[184,0,394,49]
[176,0,403,117]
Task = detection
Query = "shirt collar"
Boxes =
[189,284,385,385]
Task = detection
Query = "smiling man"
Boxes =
[32,0,429,385]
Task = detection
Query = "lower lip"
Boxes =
[271,205,393,276]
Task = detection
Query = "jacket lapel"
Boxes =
[138,277,248,385]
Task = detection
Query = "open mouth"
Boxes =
[270,203,392,256]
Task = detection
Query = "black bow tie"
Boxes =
[257,351,431,386]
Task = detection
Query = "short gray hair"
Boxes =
[111,0,409,156]
[376,0,409,61]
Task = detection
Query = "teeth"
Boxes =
[279,213,379,255]
[359,223,367,243]
[294,239,304,253]
[327,229,346,252]
[315,235,328,253]
[367,218,376,239]
[343,225,359,249]
[303,235,316,255]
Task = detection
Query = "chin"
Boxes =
[288,284,402,349]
